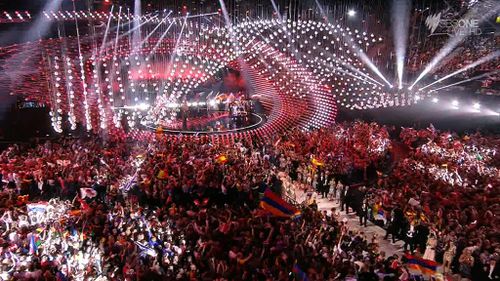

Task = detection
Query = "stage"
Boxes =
[142,110,265,135]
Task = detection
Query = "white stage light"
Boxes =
[452,100,459,107]
[432,98,438,103]
[347,10,356,17]
[473,102,480,109]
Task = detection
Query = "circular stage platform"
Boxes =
[142,111,265,135]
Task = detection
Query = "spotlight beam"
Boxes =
[248,24,306,86]
[335,25,392,87]
[72,0,91,130]
[98,6,115,55]
[429,70,500,92]
[419,50,500,91]
[94,12,157,39]
[3,0,64,90]
[109,6,122,111]
[333,66,383,87]
[132,0,142,47]
[113,6,122,51]
[314,0,328,21]
[167,15,188,75]
[131,11,172,55]
[310,51,384,87]
[356,50,393,87]
[22,0,64,42]
[391,0,411,88]
[147,19,175,58]
[262,19,310,83]
[219,0,255,94]
[269,0,283,21]
[330,57,385,86]
[313,1,389,87]
[409,3,500,89]
[98,15,159,57]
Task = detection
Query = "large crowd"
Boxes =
[0,121,498,280]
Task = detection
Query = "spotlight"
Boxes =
[408,86,413,91]
[473,102,480,109]
[432,98,438,103]
[347,10,356,17]
[398,85,403,90]
[451,100,459,108]
[138,103,150,111]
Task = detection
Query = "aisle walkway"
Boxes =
[293,188,405,256]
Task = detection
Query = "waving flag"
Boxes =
[56,159,72,166]
[404,254,439,276]
[216,154,228,164]
[134,241,157,257]
[29,234,40,255]
[122,174,138,192]
[27,202,48,214]
[80,188,97,199]
[292,264,309,281]
[372,204,387,224]
[140,216,159,247]
[157,169,168,180]
[260,189,301,219]
[376,209,387,223]
[311,157,324,167]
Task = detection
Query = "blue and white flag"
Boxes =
[122,174,138,192]
[29,234,38,255]
[27,202,48,214]
[134,241,157,257]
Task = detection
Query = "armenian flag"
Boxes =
[292,264,309,281]
[404,254,439,276]
[260,189,301,219]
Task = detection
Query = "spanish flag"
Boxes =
[404,254,439,276]
[260,189,301,219]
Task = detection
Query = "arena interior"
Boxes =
[0,0,499,280]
